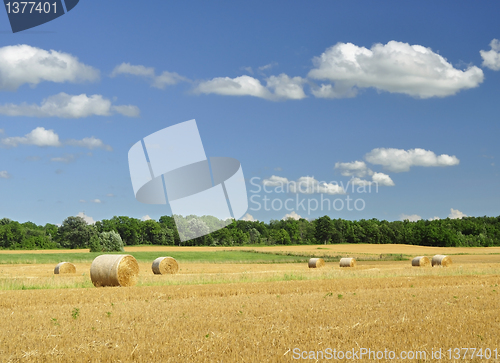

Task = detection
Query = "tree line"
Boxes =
[1,214,500,250]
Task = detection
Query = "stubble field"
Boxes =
[0,245,499,362]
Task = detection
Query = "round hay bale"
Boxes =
[339,257,356,267]
[90,254,139,287]
[432,255,452,267]
[411,256,430,267]
[54,262,76,274]
[152,257,179,274]
[308,258,325,268]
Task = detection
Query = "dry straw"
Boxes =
[90,254,139,287]
[152,257,179,274]
[54,262,76,274]
[339,257,356,267]
[411,256,430,267]
[308,258,325,268]
[432,255,452,267]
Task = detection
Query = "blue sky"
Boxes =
[0,1,499,225]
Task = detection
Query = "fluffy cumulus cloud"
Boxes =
[195,74,306,100]
[76,212,95,225]
[1,127,61,147]
[265,74,307,100]
[0,170,11,179]
[290,176,345,195]
[141,215,152,221]
[0,93,139,118]
[400,214,422,222]
[335,160,394,187]
[365,148,459,172]
[480,39,500,71]
[449,208,467,219]
[308,41,484,98]
[196,75,272,98]
[262,175,345,194]
[241,213,256,221]
[335,161,373,177]
[371,172,395,186]
[0,45,99,91]
[282,211,302,220]
[262,175,290,187]
[1,127,112,150]
[111,62,188,89]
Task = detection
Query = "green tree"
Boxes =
[57,216,94,249]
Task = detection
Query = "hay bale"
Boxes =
[90,254,139,287]
[152,257,179,274]
[308,258,325,268]
[339,257,356,267]
[54,262,76,274]
[411,256,430,267]
[432,255,452,267]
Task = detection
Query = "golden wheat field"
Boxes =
[0,245,499,362]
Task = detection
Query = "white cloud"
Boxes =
[141,215,152,221]
[349,172,395,187]
[0,129,4,134]
[0,93,139,118]
[111,62,188,89]
[274,167,283,171]
[449,208,467,219]
[480,39,500,71]
[76,212,95,225]
[0,44,99,91]
[262,175,290,187]
[371,172,395,186]
[152,71,188,89]
[400,214,422,222]
[308,41,483,98]
[1,127,61,147]
[51,154,76,163]
[290,176,345,195]
[310,83,357,99]
[335,161,394,187]
[429,216,441,221]
[241,213,256,221]
[1,128,113,150]
[111,63,155,77]
[79,200,86,203]
[106,193,115,197]
[196,75,272,99]
[266,74,307,100]
[282,211,302,220]
[262,175,345,194]
[66,137,112,151]
[0,170,11,179]
[195,74,306,100]
[335,160,373,177]
[350,177,372,187]
[258,62,278,71]
[365,148,459,172]
[90,199,102,204]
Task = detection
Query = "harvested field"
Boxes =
[0,245,499,362]
[1,274,500,361]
